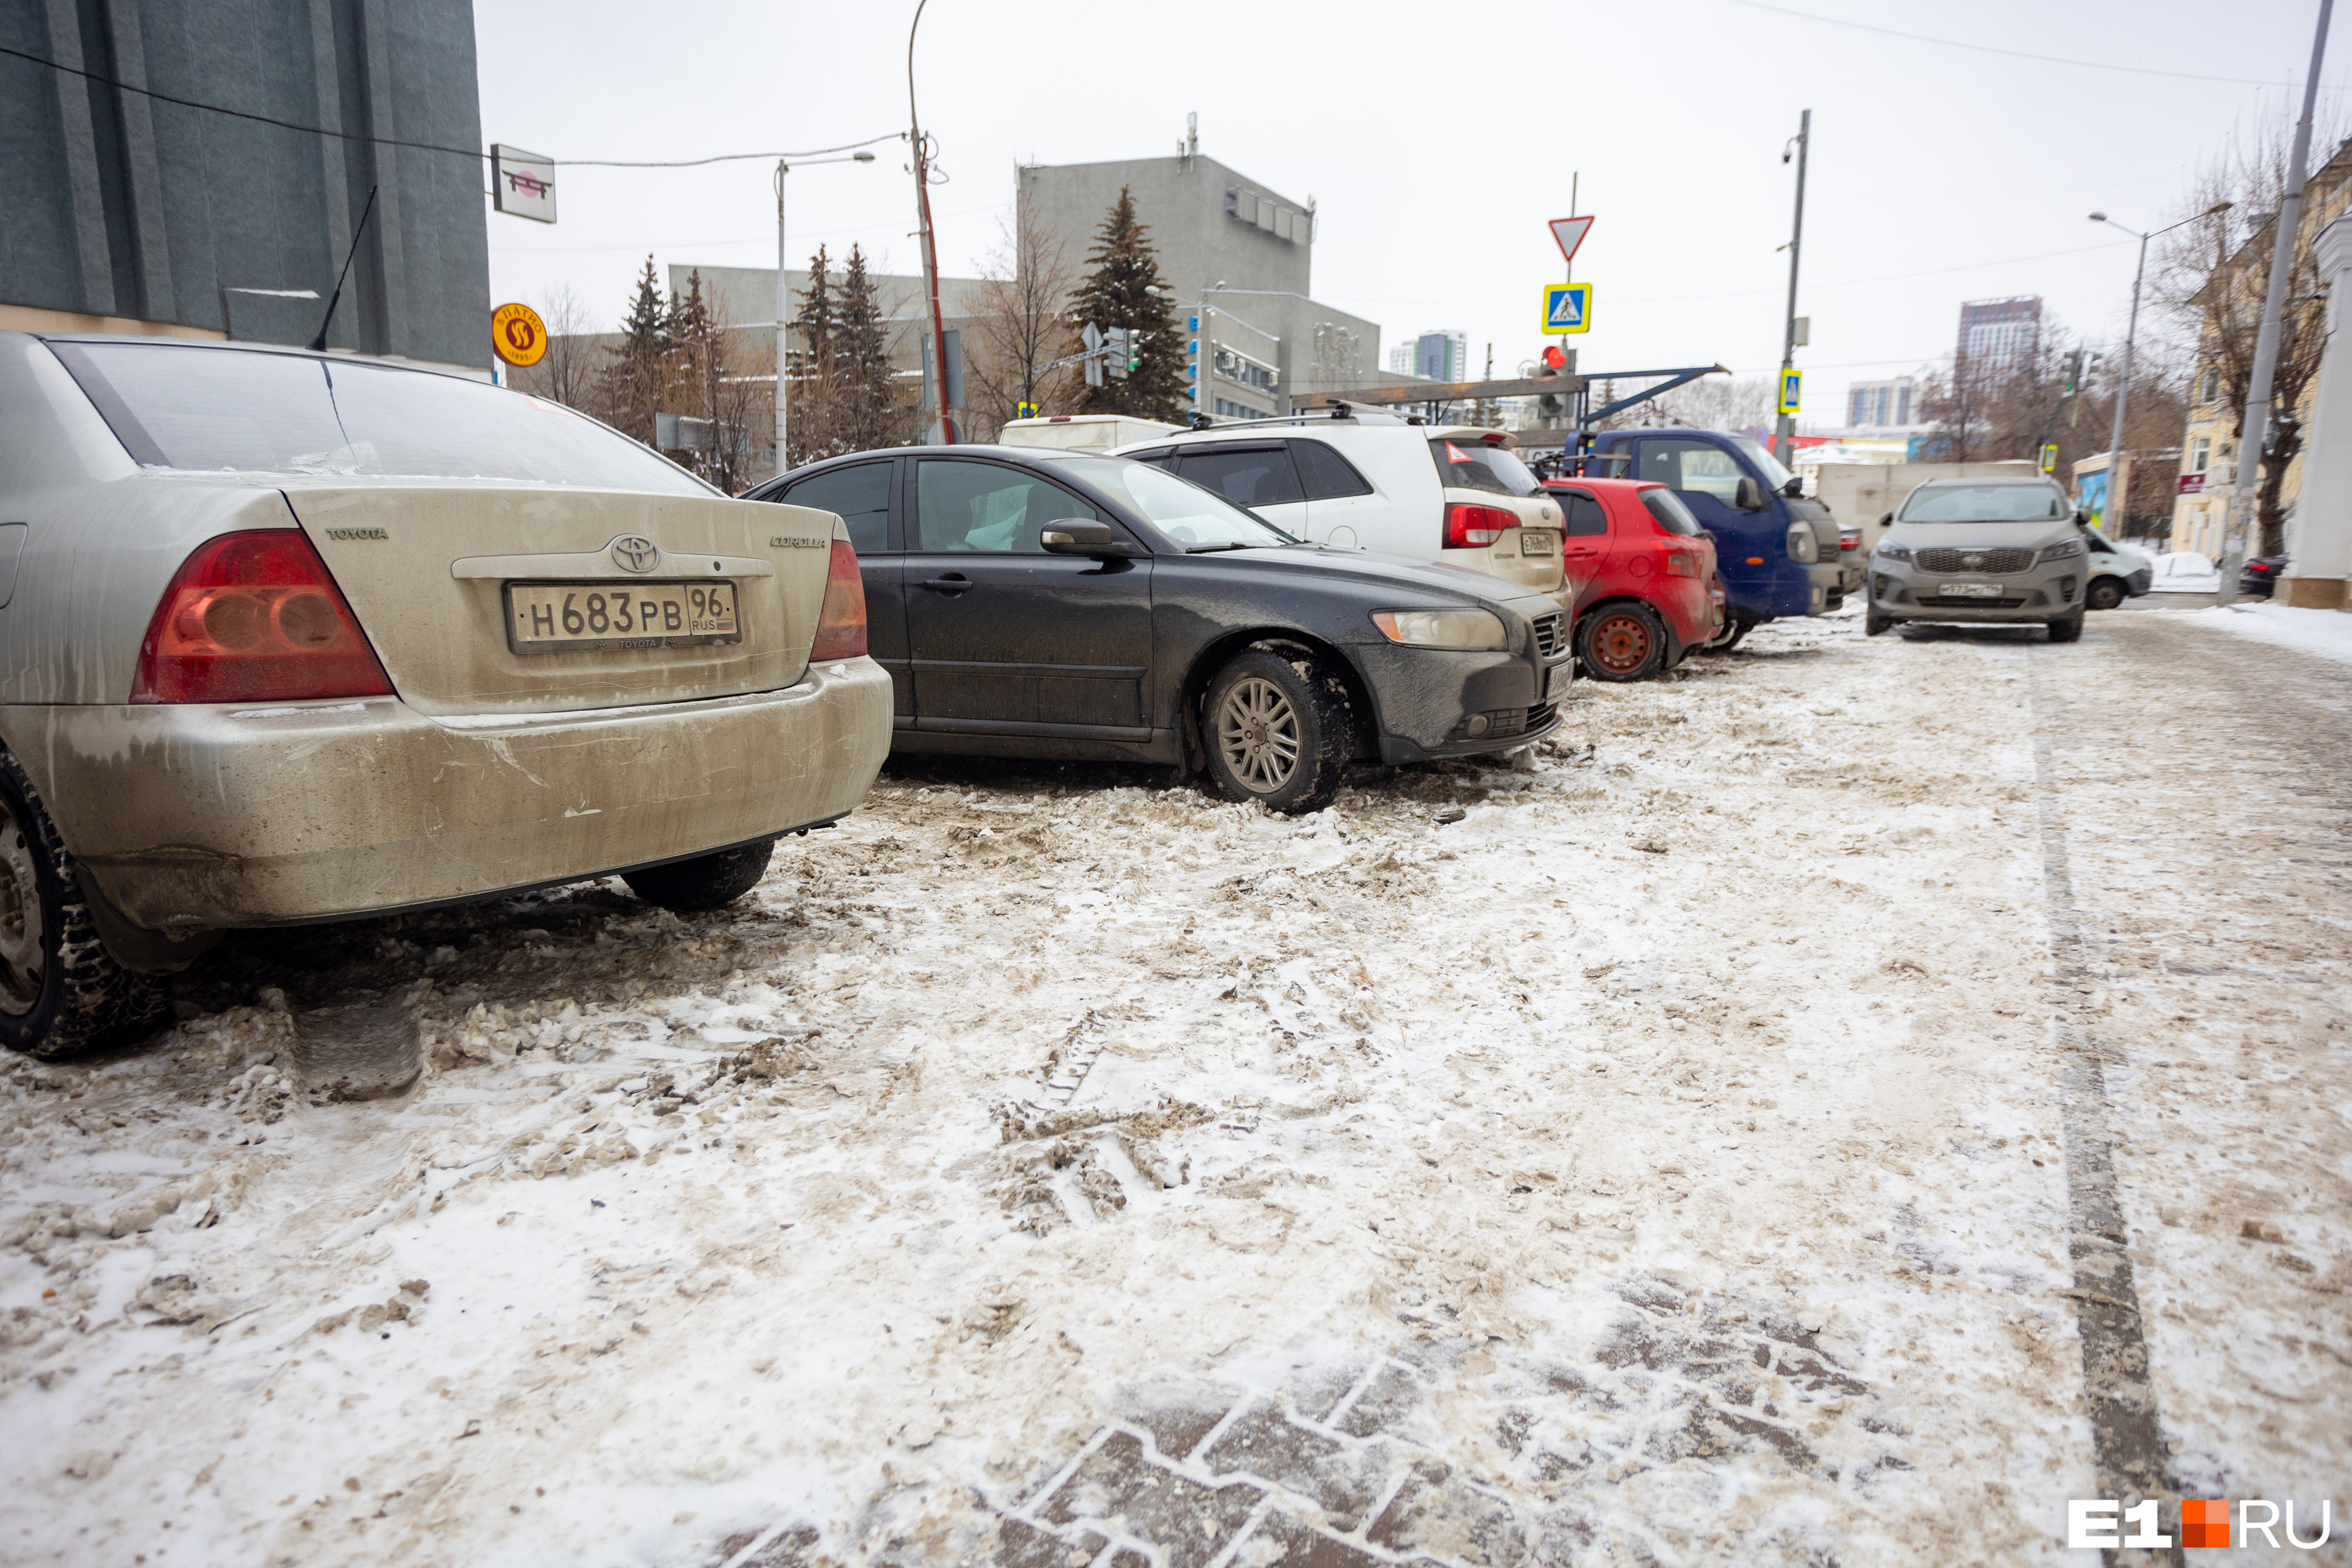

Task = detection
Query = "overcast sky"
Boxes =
[477,0,2346,412]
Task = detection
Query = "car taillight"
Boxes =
[1840,534,1861,551]
[1444,503,1519,549]
[1662,549,1697,577]
[132,531,393,705]
[808,539,867,661]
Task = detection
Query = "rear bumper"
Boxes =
[2125,566,2154,596]
[5,659,893,932]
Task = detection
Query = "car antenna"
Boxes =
[307,184,379,354]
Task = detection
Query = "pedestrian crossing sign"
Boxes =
[1777,369,1802,415]
[1541,282,1592,334]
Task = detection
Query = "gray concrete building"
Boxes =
[1,0,492,371]
[1016,149,1381,419]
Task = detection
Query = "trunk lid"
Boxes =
[284,481,840,717]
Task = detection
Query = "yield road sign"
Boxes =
[1777,368,1802,415]
[1541,283,1592,334]
[1548,216,1593,266]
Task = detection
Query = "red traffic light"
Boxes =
[1541,345,1566,368]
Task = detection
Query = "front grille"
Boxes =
[1914,546,2037,575]
[1531,612,1565,659]
[1915,594,2028,608]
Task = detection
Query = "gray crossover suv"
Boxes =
[1865,476,2092,641]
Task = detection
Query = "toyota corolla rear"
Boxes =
[5,335,891,940]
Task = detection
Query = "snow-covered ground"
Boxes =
[2188,597,2352,667]
[1,610,2343,1566]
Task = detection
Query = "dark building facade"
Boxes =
[2,0,490,368]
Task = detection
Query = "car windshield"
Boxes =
[1899,484,2068,522]
[51,340,713,495]
[1430,438,1542,497]
[1726,436,1797,493]
[1044,456,1297,549]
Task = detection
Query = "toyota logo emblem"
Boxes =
[611,535,659,573]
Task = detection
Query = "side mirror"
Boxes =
[1733,476,1766,512]
[1879,511,1894,527]
[1040,520,1138,558]
[1782,477,1805,499]
[2074,508,2091,526]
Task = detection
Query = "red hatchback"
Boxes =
[1542,478,1725,681]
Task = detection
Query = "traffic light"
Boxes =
[1107,328,1133,379]
[1535,343,1566,420]
[2061,348,2085,395]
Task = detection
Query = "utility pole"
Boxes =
[2221,0,2333,604]
[771,151,876,480]
[908,0,956,445]
[1774,111,1810,465]
[2089,202,2232,528]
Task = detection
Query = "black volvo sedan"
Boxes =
[749,445,1570,814]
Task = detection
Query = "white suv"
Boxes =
[1112,413,1567,603]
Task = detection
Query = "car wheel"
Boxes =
[2085,578,2125,612]
[1864,611,1893,636]
[2048,612,2085,644]
[623,839,775,912]
[1203,648,1353,815]
[1576,603,1668,681]
[0,753,170,1061]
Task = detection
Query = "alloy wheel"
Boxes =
[1215,676,1301,794]
[0,803,45,1016]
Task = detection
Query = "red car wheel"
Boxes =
[1577,603,1668,682]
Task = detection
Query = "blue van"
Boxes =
[1584,428,1860,648]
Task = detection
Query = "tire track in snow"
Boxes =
[2026,649,2180,1566]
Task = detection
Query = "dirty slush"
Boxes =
[2,612,2341,1566]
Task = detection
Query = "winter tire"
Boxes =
[2047,612,2085,644]
[2084,577,2125,612]
[1203,648,1354,815]
[624,838,775,912]
[1864,612,1893,637]
[1576,602,1669,682]
[0,750,170,1060]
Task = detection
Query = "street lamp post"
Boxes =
[1773,110,1811,466]
[775,151,876,478]
[909,0,956,446]
[2089,202,2232,523]
[2220,0,2334,604]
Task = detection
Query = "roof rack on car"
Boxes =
[1177,401,1421,434]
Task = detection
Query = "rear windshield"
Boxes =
[1431,438,1541,498]
[1640,488,1704,536]
[50,340,712,495]
[1898,484,2068,522]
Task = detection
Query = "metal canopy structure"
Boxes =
[1292,364,1728,450]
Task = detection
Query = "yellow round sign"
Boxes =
[491,302,547,368]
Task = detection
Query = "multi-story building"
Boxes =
[1843,376,1918,430]
[1413,331,1468,384]
[1018,146,1382,419]
[2168,140,2352,568]
[1956,296,2043,378]
[1,0,490,371]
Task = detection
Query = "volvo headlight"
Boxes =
[2039,537,2086,561]
[1370,608,1509,651]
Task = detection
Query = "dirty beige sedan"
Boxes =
[0,332,891,1059]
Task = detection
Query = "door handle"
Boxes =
[920,575,972,593]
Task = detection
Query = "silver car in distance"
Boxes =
[0,332,890,1059]
[1864,476,2094,642]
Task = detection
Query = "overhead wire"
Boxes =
[0,45,899,167]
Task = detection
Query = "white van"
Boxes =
[1112,412,1566,604]
[999,414,1185,453]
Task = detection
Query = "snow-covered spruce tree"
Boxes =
[787,246,847,464]
[1068,187,1186,421]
